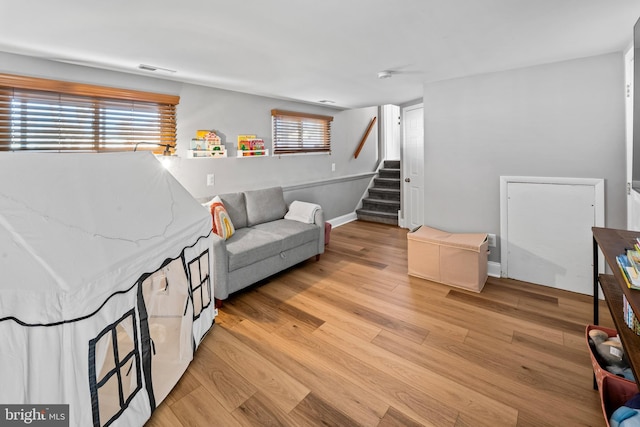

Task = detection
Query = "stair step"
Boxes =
[363,197,400,206]
[384,160,400,169]
[356,209,398,225]
[373,177,401,189]
[379,168,401,179]
[356,209,398,218]
[362,198,400,213]
[369,187,400,201]
[358,160,401,225]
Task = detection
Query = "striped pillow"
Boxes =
[209,196,235,240]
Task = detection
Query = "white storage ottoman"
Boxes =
[407,225,489,292]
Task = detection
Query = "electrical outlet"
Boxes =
[206,173,215,186]
[487,233,497,247]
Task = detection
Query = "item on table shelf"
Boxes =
[623,295,640,336]
[628,248,640,272]
[616,254,640,290]
[589,329,635,381]
[589,329,625,366]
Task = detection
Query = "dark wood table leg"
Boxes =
[593,236,599,325]
[593,236,599,390]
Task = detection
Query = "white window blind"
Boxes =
[0,73,179,154]
[271,109,332,154]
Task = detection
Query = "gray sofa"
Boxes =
[211,186,324,302]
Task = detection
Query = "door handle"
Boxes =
[405,178,411,182]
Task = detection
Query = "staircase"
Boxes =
[356,160,401,225]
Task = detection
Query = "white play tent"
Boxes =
[0,152,215,426]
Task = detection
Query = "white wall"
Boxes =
[0,51,379,221]
[422,52,626,262]
[169,84,378,197]
[380,104,400,160]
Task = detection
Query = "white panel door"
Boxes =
[402,104,424,230]
[626,46,637,230]
[505,181,597,295]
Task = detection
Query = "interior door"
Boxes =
[503,180,599,295]
[626,45,636,230]
[401,104,424,230]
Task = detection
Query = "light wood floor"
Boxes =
[146,220,615,427]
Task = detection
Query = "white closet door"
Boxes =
[402,104,424,230]
[502,178,603,295]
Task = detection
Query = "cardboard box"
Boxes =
[407,225,489,292]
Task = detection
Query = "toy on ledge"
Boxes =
[189,129,226,158]
[237,134,267,157]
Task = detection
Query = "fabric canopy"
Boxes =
[0,152,209,324]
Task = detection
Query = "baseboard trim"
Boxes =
[488,261,501,278]
[328,213,357,228]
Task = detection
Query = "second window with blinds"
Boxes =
[271,109,333,155]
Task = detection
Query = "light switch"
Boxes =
[206,174,215,186]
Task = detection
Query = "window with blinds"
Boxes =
[271,109,333,154]
[0,73,179,154]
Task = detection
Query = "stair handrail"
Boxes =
[353,116,377,159]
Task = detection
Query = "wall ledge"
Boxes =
[282,172,376,192]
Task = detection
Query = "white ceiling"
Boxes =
[1,1,640,109]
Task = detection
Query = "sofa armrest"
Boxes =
[313,208,325,253]
[210,234,230,300]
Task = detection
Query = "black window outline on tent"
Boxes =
[187,249,211,320]
[88,309,142,427]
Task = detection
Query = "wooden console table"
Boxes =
[592,227,640,385]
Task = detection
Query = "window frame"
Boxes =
[88,309,142,427]
[271,109,333,155]
[0,73,179,154]
[188,249,212,321]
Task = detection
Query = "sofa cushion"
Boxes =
[245,186,287,226]
[225,228,284,271]
[219,192,248,229]
[252,219,319,249]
